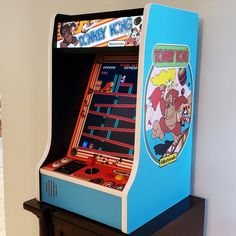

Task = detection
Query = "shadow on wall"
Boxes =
[190,18,207,236]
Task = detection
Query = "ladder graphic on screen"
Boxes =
[77,73,137,169]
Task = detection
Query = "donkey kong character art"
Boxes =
[60,22,79,48]
[152,88,191,142]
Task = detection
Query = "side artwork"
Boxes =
[145,44,193,167]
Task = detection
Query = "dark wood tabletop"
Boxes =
[24,195,205,236]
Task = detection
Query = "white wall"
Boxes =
[0,0,235,236]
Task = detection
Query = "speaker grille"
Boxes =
[45,180,58,198]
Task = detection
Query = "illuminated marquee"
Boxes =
[56,16,142,48]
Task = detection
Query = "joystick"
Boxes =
[85,154,99,175]
[87,155,96,167]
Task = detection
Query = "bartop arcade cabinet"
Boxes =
[37,3,198,234]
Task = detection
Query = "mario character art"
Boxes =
[126,28,140,46]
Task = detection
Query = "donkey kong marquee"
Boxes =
[56,15,143,48]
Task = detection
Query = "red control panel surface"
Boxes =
[42,157,130,191]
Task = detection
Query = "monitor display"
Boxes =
[70,57,138,170]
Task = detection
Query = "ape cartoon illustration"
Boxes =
[144,45,194,166]
[60,22,79,48]
[101,82,114,93]
[146,69,175,125]
[152,89,191,142]
[146,85,165,125]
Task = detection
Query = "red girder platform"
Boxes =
[94,91,136,98]
[87,126,135,133]
[94,103,136,108]
[88,110,135,123]
[82,132,134,149]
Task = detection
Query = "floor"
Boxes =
[0,138,6,236]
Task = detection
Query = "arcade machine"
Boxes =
[37,3,198,234]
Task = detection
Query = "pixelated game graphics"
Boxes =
[77,62,138,166]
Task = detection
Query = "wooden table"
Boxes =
[24,195,205,236]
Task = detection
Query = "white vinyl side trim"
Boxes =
[121,4,151,233]
[35,15,55,200]
[40,168,123,197]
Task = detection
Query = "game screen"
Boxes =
[42,56,138,191]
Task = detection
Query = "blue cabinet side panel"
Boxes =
[41,174,121,229]
[127,4,198,233]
